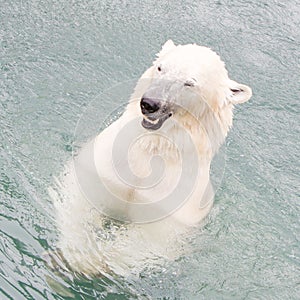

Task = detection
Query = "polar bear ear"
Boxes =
[156,40,176,58]
[227,80,252,104]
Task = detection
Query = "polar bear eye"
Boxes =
[184,79,196,87]
[157,66,162,72]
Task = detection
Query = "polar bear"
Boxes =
[51,40,252,277]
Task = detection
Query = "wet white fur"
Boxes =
[52,40,252,276]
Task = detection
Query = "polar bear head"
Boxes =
[128,40,252,152]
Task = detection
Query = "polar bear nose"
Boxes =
[140,97,161,114]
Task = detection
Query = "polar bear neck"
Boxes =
[124,89,233,161]
[130,105,233,161]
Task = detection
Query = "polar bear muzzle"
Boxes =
[140,97,173,130]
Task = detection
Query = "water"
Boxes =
[0,0,299,298]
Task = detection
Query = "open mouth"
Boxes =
[141,113,172,130]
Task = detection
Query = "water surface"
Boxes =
[0,0,299,299]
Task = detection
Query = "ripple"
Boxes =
[0,0,299,298]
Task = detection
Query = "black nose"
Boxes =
[140,97,160,114]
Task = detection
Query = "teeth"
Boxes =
[145,117,159,125]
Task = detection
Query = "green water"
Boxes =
[0,0,299,299]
